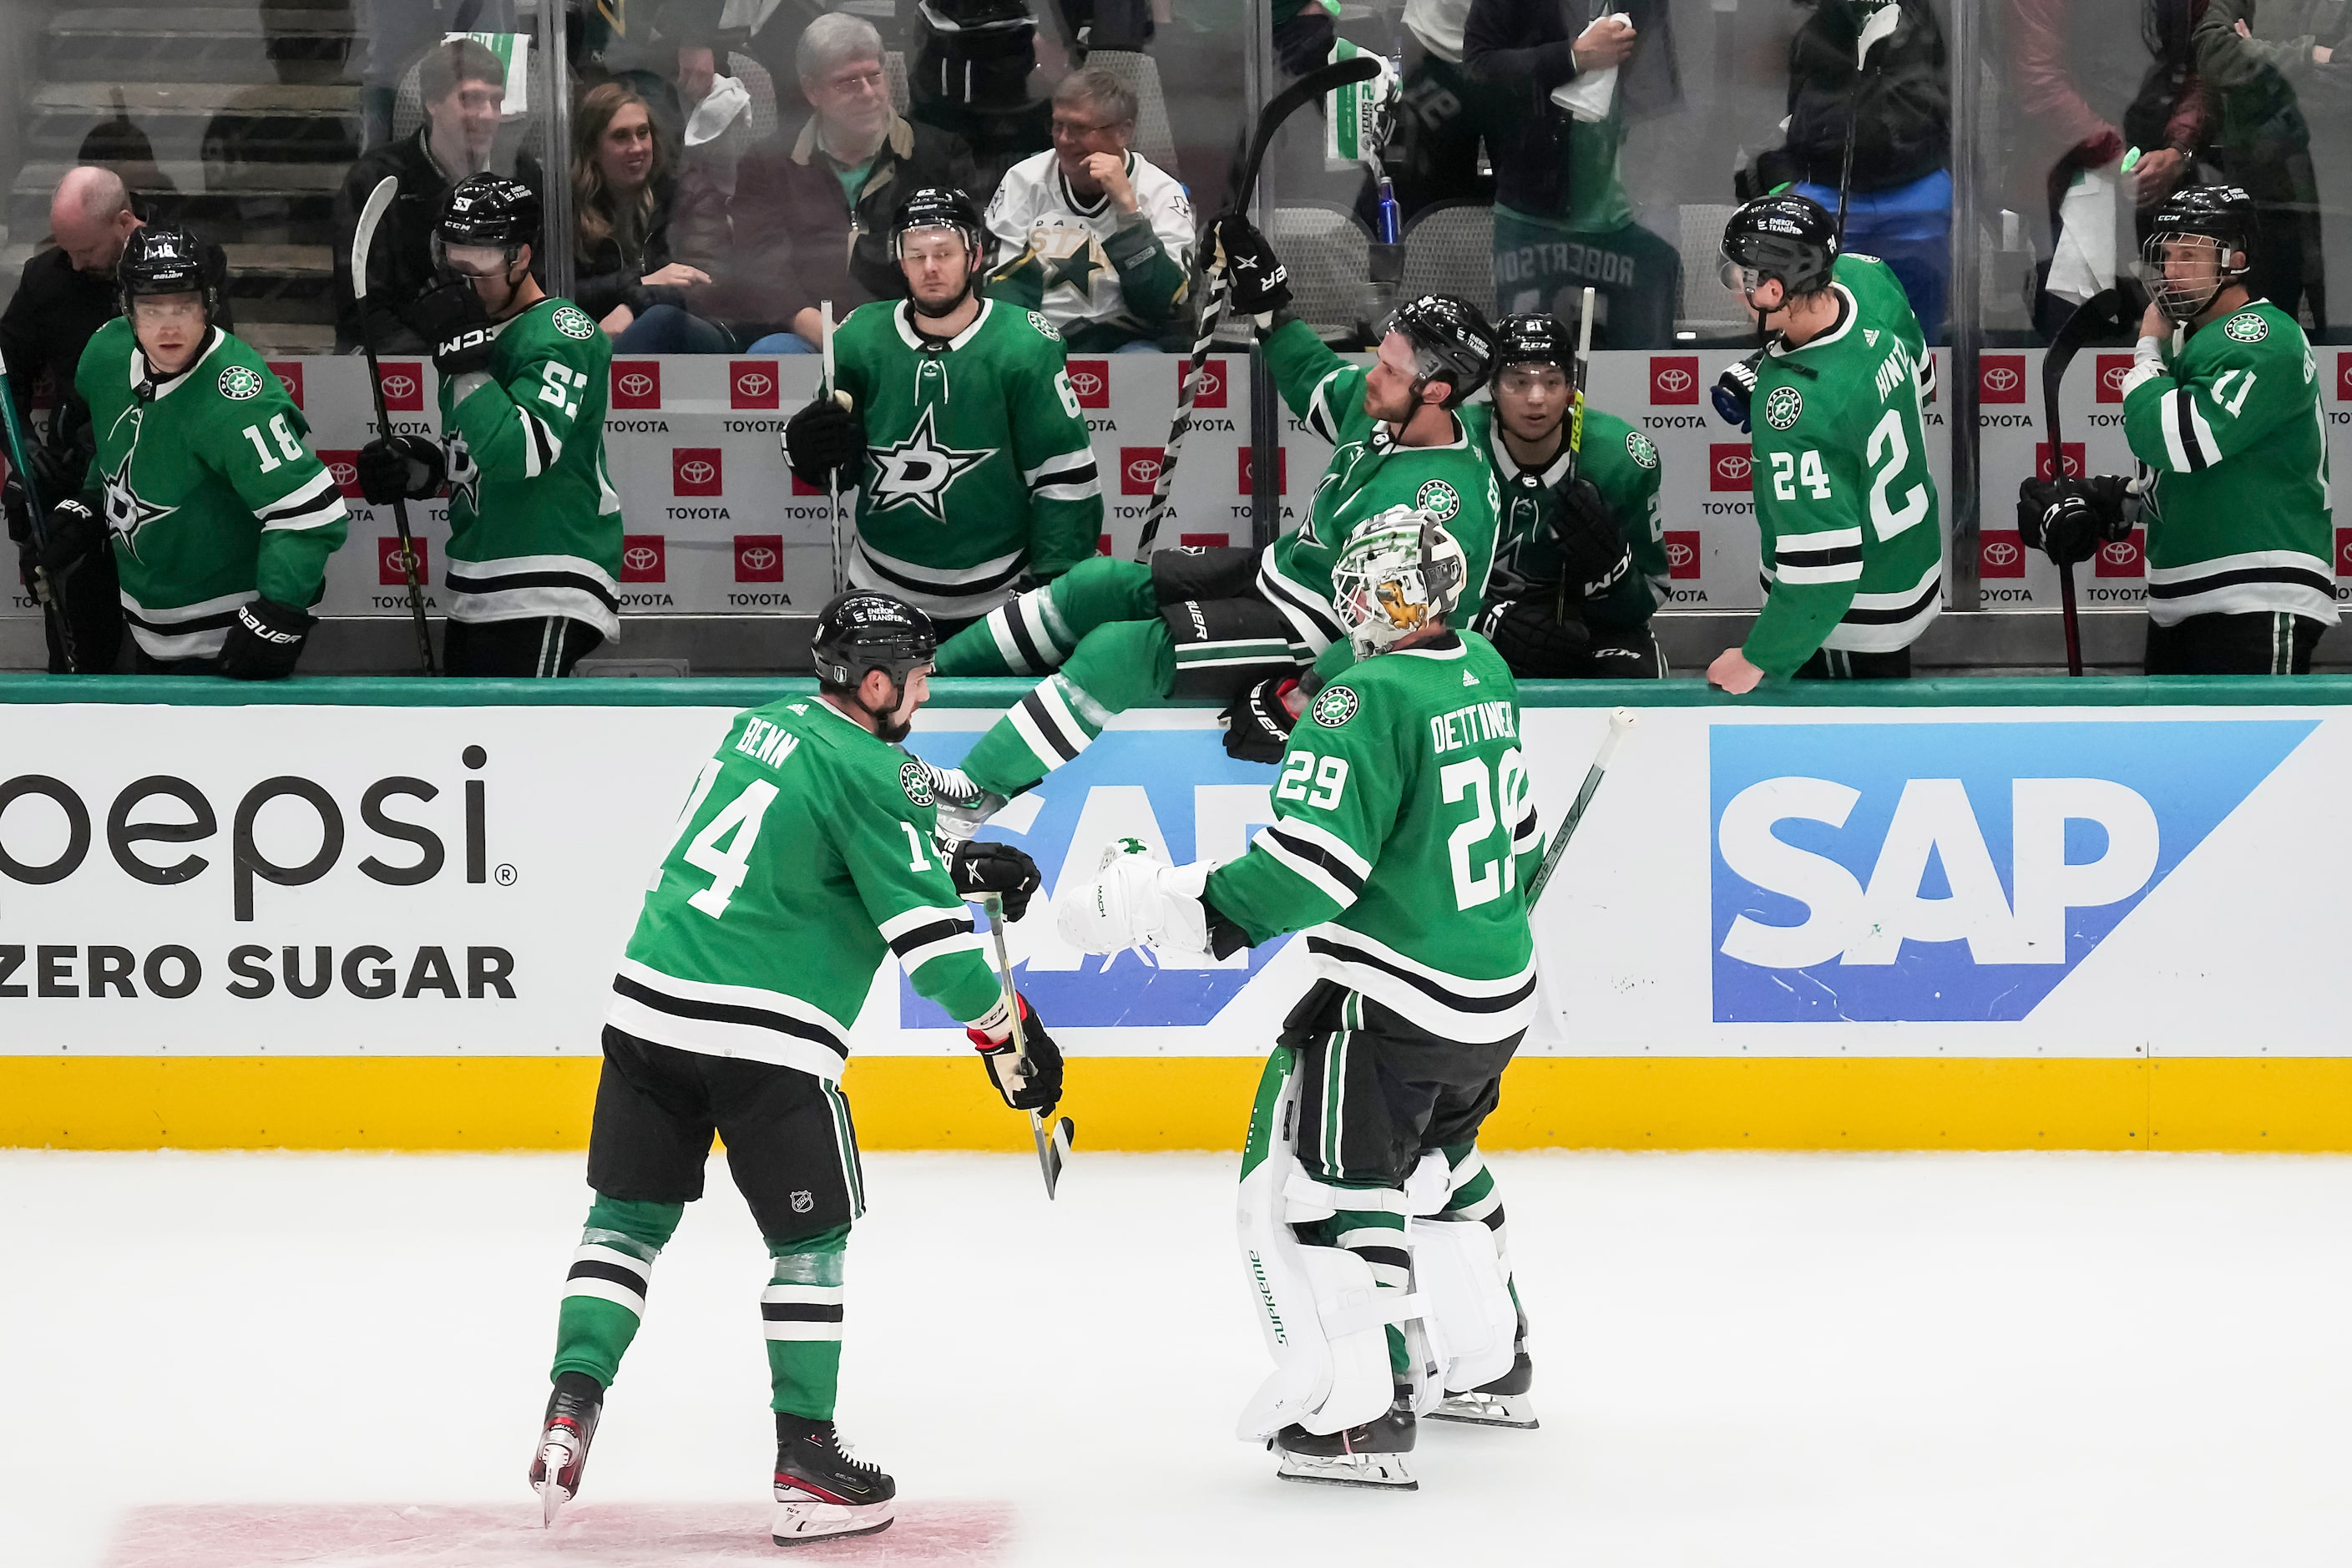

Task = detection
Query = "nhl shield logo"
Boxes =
[217,364,265,402]
[790,1190,815,1214]
[1763,385,1804,431]
[1414,479,1460,521]
[1312,685,1359,728]
[2223,311,2269,343]
[551,305,595,340]
[900,759,935,807]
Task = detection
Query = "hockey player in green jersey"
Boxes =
[529,591,1053,1545]
[918,235,1505,822]
[1464,312,1668,679]
[356,175,623,676]
[781,187,1102,627]
[1060,512,1545,1490]
[2020,186,2337,674]
[1706,194,1943,691]
[48,226,347,675]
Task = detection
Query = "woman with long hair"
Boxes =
[573,80,732,351]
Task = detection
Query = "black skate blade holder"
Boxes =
[980,893,1075,1198]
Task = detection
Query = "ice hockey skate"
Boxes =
[1429,1350,1540,1429]
[923,761,1007,840]
[529,1371,604,1525]
[772,1414,898,1544]
[1272,1396,1419,1490]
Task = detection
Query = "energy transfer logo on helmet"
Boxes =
[1763,386,1804,431]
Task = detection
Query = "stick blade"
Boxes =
[352,175,400,305]
[1031,1114,1074,1198]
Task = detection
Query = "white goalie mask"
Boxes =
[1329,508,1468,659]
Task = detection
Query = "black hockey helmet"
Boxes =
[1495,312,1576,374]
[432,174,543,277]
[1385,293,1496,408]
[2142,184,2258,322]
[812,590,938,692]
[118,226,216,322]
[1720,192,1839,298]
[891,185,987,263]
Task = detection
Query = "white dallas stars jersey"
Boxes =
[984,149,1194,352]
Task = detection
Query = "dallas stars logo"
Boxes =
[443,434,481,515]
[102,448,175,559]
[868,407,993,523]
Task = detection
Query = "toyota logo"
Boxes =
[2101,539,2137,566]
[624,545,660,572]
[618,372,655,398]
[1983,539,2020,567]
[1070,370,1104,398]
[2342,539,2352,569]
[1667,540,1695,568]
[740,546,777,571]
[1716,453,1751,481]
[736,371,772,398]
[680,460,716,485]
[1655,367,1692,394]
[1983,366,2020,392]
[1126,457,1161,485]
[383,545,417,572]
[329,461,357,486]
[275,372,298,394]
[2102,363,2130,392]
[382,373,417,400]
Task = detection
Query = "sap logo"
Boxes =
[899,730,1290,1027]
[731,362,778,409]
[1711,721,2314,1022]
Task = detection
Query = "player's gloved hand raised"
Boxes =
[1221,675,1298,764]
[356,435,446,505]
[1474,595,1592,678]
[1553,477,1631,600]
[966,994,1063,1114]
[216,596,312,680]
[783,396,865,490]
[950,839,1043,922]
[1204,214,1292,326]
[405,281,495,377]
[1712,352,1761,432]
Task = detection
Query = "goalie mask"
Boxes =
[1329,508,1467,659]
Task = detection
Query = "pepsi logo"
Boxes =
[624,544,660,573]
[1983,539,2020,568]
[1070,369,1104,399]
[1716,453,1750,481]
[1983,365,2019,393]
[618,372,655,399]
[1656,367,1692,394]
[381,373,417,401]
[2101,539,2137,566]
[1667,540,1696,569]
[680,459,716,485]
[329,460,357,487]
[741,544,777,572]
[736,369,773,399]
[1127,455,1161,486]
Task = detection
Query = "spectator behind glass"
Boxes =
[2004,0,2147,336]
[333,36,540,352]
[573,82,733,352]
[1747,0,1952,336]
[2180,0,2329,329]
[357,0,518,149]
[1465,0,1684,348]
[984,67,1196,352]
[724,14,979,355]
[665,42,756,277]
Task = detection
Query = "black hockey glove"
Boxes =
[1712,352,1761,432]
[405,281,496,377]
[356,434,446,505]
[950,839,1044,923]
[1221,675,1299,764]
[217,596,312,680]
[966,994,1063,1114]
[783,396,865,490]
[1204,214,1292,324]
[1474,595,1592,678]
[2017,476,2134,566]
[36,495,106,574]
[1553,477,1632,601]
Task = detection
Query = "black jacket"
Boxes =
[331,129,544,352]
[1464,0,1679,217]
[573,174,688,321]
[1758,0,1950,194]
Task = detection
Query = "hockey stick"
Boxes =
[821,298,845,596]
[1134,54,1383,562]
[981,892,1075,1199]
[1526,706,1634,906]
[352,174,438,676]
[1834,1,1904,243]
[2041,286,2129,677]
[1553,285,1596,622]
[0,342,78,671]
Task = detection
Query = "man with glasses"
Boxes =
[355,176,623,677]
[43,227,346,676]
[984,67,1195,352]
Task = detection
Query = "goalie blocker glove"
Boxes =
[948,839,1042,921]
[216,596,312,680]
[1203,214,1292,323]
[965,994,1063,1112]
[356,434,446,505]
[783,397,866,490]
[2017,475,2134,565]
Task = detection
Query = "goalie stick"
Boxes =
[353,174,438,676]
[1133,53,1383,561]
[1525,706,1634,906]
[2041,286,2133,677]
[982,893,1075,1199]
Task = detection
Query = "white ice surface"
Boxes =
[4,1149,2351,1565]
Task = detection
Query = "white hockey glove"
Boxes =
[1056,840,1213,958]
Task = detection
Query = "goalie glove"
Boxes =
[1056,839,1211,958]
[948,839,1042,922]
[965,993,1063,1113]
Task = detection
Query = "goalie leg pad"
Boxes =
[1409,1214,1519,1395]
[1160,594,1302,698]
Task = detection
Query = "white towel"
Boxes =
[2047,168,2118,305]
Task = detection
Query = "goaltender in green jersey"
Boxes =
[1060,511,1546,1492]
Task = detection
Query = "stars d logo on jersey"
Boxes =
[2223,311,2269,344]
[1311,685,1359,728]
[217,364,265,402]
[1414,479,1461,522]
[1626,431,1660,470]
[101,448,176,559]
[899,759,935,807]
[869,405,994,523]
[551,305,596,341]
[443,433,481,515]
[1763,385,1804,431]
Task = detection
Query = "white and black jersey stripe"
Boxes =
[1303,367,1352,444]
[2145,548,2339,625]
[605,958,851,1081]
[1769,526,1864,585]
[517,407,564,477]
[448,552,624,640]
[1302,926,1539,1043]
[1757,558,1944,654]
[878,904,983,979]
[761,1277,846,1342]
[256,468,350,534]
[119,588,252,661]
[1024,448,1100,504]
[1510,795,1541,858]
[849,537,1028,620]
[1005,673,1106,766]
[564,1238,655,1317]
[982,585,1075,673]
[1256,818,1372,911]
[1255,549,1345,656]
[2157,383,2223,473]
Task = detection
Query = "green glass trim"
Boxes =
[3,674,2351,710]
